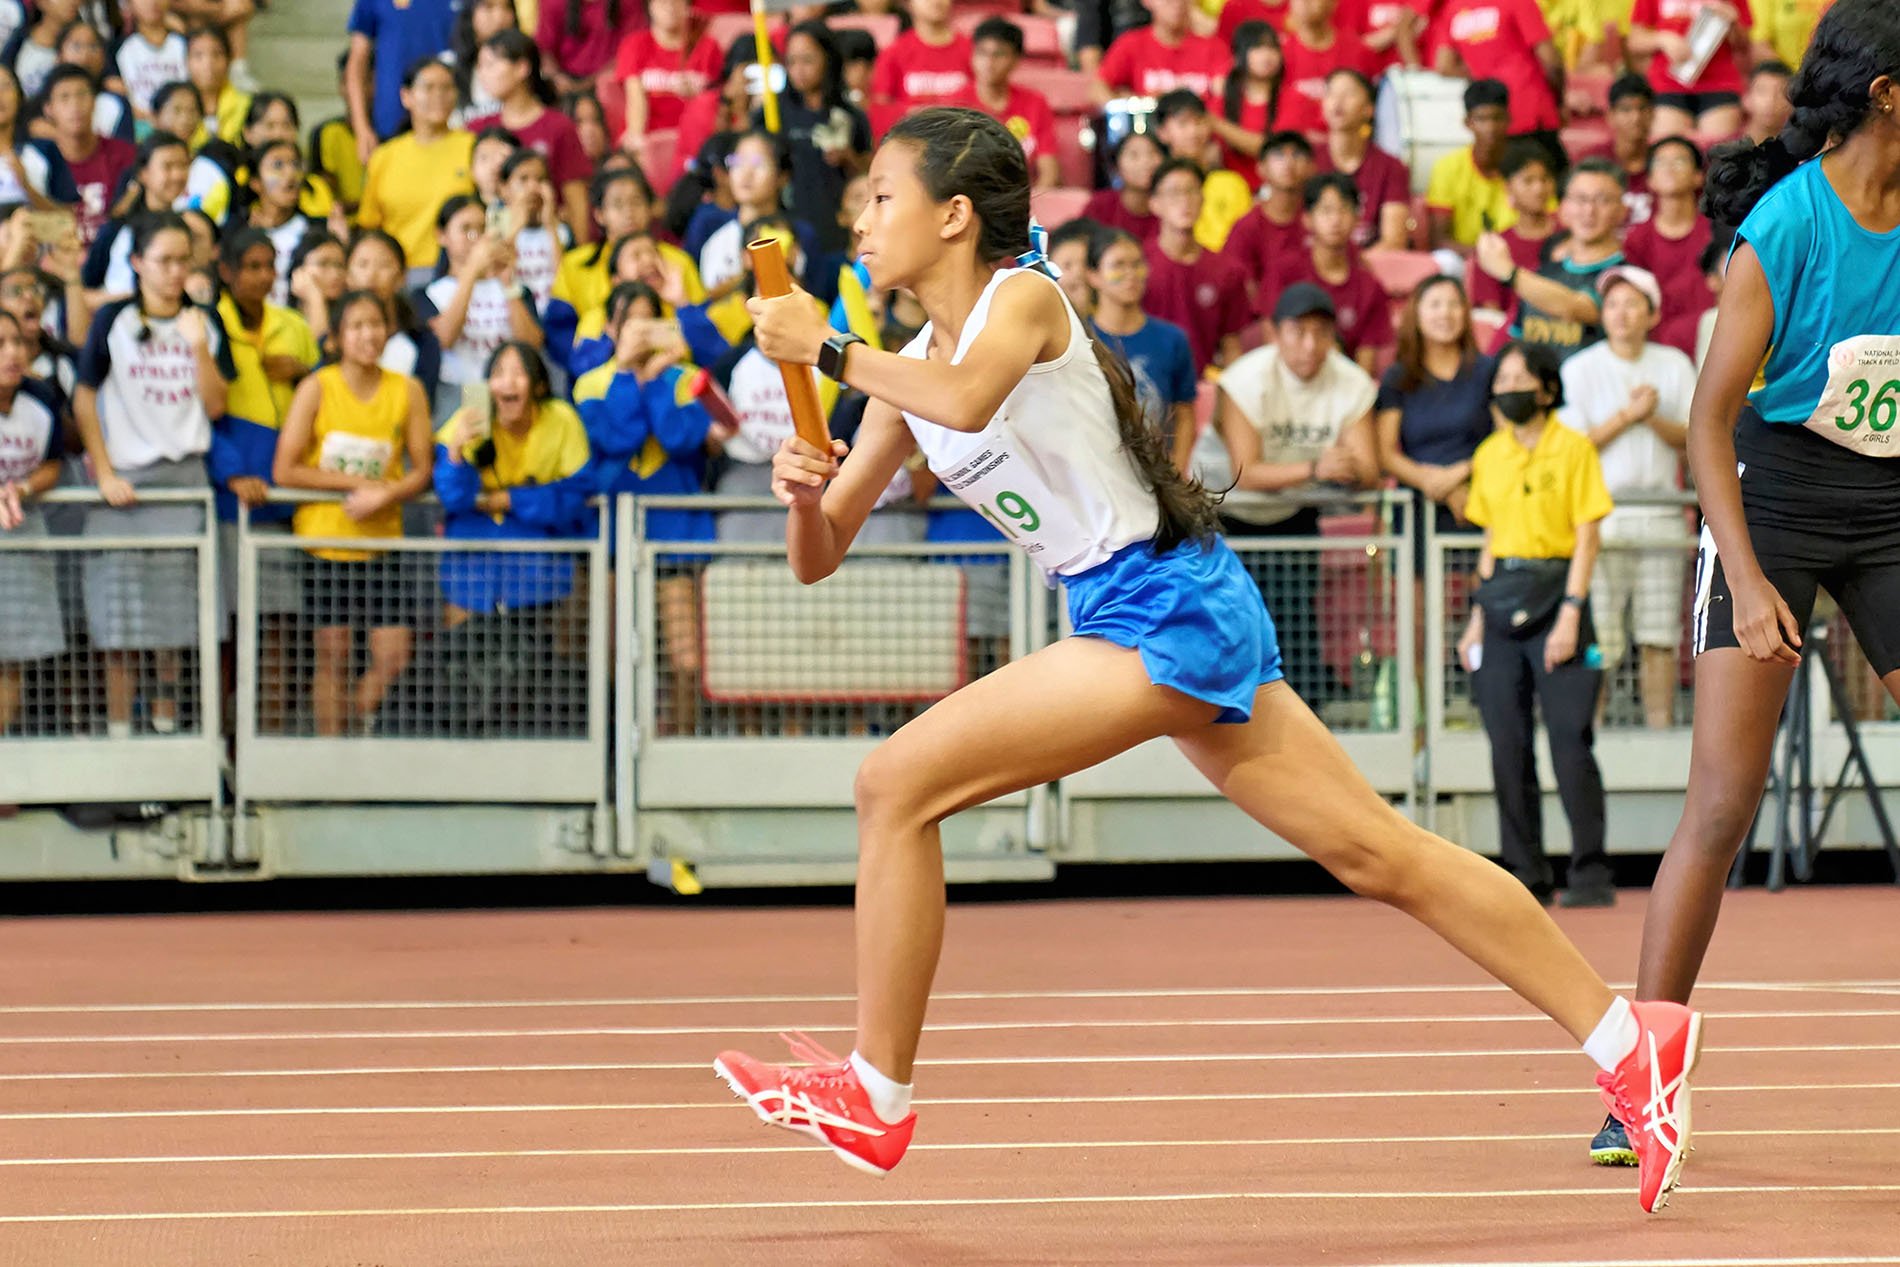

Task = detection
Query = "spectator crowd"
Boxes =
[0,0,1833,747]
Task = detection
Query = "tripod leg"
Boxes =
[1819,646,1900,881]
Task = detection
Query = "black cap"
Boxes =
[1272,282,1336,323]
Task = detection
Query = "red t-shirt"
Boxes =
[1209,93,1271,189]
[870,30,974,107]
[1082,188,1159,243]
[1097,26,1232,99]
[1621,215,1714,356]
[65,136,136,247]
[1277,27,1370,136]
[465,108,592,190]
[1427,0,1561,133]
[1218,0,1289,44]
[1466,224,1548,343]
[614,32,724,133]
[537,0,641,81]
[1356,0,1420,75]
[959,83,1058,166]
[1263,251,1394,355]
[1316,143,1411,250]
[1220,202,1309,310]
[1629,0,1752,96]
[1143,238,1254,372]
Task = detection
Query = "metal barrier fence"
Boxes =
[231,493,611,863]
[0,488,222,812]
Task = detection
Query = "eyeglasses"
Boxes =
[0,283,44,300]
[725,155,776,172]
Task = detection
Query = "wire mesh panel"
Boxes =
[1592,534,1698,731]
[235,497,610,807]
[0,489,221,807]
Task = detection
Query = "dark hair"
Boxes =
[1608,73,1654,106]
[38,63,98,105]
[1303,171,1360,211]
[1084,224,1142,269]
[1563,155,1627,195]
[1646,134,1704,173]
[1047,215,1102,257]
[605,279,662,329]
[1326,67,1376,105]
[289,228,343,276]
[1750,58,1794,83]
[1706,0,1899,225]
[1497,138,1553,181]
[150,80,201,122]
[330,287,391,344]
[483,339,553,405]
[128,211,193,339]
[1258,128,1312,161]
[473,123,521,154]
[243,91,299,136]
[1154,88,1208,125]
[732,126,793,173]
[1492,340,1564,408]
[397,54,456,134]
[881,106,1218,553]
[349,226,407,271]
[586,166,654,265]
[662,129,739,240]
[1699,222,1736,276]
[346,228,420,330]
[218,224,273,273]
[185,24,231,60]
[1464,78,1510,113]
[498,145,549,184]
[971,16,1023,54]
[451,0,516,106]
[1151,155,1205,193]
[113,129,189,217]
[833,27,877,66]
[1109,128,1165,179]
[483,29,557,107]
[1394,275,1475,394]
[1224,21,1282,131]
[564,0,617,41]
[435,192,484,230]
[780,20,849,111]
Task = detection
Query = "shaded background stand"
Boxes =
[1732,621,1900,891]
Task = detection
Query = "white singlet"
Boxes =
[898,267,1160,577]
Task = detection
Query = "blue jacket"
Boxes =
[206,414,293,524]
[573,362,714,548]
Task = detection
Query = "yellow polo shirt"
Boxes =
[1196,168,1253,254]
[1465,416,1612,559]
[1751,0,1828,69]
[1426,147,1519,248]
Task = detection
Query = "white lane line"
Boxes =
[4,1126,1898,1167]
[0,979,1886,1015]
[1384,1260,1900,1266]
[0,1007,1889,1047]
[0,1079,1886,1120]
[2,1185,1899,1223]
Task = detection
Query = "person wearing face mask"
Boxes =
[1458,342,1614,910]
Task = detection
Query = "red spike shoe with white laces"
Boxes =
[1598,1001,1703,1213]
[713,1033,916,1176]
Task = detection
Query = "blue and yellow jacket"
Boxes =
[432,399,597,612]
[545,238,704,376]
[572,361,714,547]
[205,296,320,524]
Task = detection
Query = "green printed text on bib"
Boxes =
[936,428,1090,571]
[1806,335,1900,457]
[318,432,393,480]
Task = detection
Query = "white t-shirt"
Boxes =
[424,274,520,387]
[109,30,189,115]
[0,0,24,53]
[1193,346,1378,525]
[381,329,419,380]
[94,92,131,141]
[0,378,59,485]
[698,218,746,297]
[724,345,808,466]
[1559,339,1694,535]
[512,226,560,316]
[264,215,314,307]
[0,144,54,204]
[78,300,234,470]
[14,38,58,99]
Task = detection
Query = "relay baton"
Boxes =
[746,237,833,454]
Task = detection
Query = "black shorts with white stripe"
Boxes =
[1693,408,1900,675]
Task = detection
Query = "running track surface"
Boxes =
[0,888,1896,1266]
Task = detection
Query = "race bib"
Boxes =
[935,425,1091,571]
[1804,334,1900,457]
[317,431,393,480]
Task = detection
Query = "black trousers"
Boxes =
[1470,602,1609,894]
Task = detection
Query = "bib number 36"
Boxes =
[1834,378,1900,433]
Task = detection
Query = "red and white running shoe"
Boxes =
[1598,1001,1703,1213]
[713,1032,916,1176]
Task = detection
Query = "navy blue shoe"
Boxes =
[1590,1112,1638,1166]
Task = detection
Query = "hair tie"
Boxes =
[1016,217,1060,279]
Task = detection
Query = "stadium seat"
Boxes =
[1039,68,1099,117]
[636,129,679,195]
[954,11,1066,62]
[1409,194,1432,249]
[704,12,782,54]
[1366,250,1439,299]
[1560,120,1612,157]
[1030,185,1091,227]
[1471,307,1508,350]
[829,12,900,45]
[1193,379,1218,437]
[1052,115,1095,187]
[1567,69,1613,117]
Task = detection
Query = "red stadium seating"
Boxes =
[1051,114,1095,187]
[635,129,679,195]
[1410,194,1432,249]
[953,10,1065,62]
[1559,120,1612,157]
[1366,250,1440,300]
[1193,379,1218,436]
[1029,185,1091,227]
[1471,307,1508,350]
[703,12,782,54]
[829,12,900,45]
[1038,67,1098,116]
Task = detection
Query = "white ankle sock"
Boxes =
[1582,996,1641,1072]
[848,1051,912,1124]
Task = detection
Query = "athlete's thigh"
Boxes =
[866,636,1219,823]
[1172,679,1402,853]
[1826,556,1900,679]
[1680,648,1795,814]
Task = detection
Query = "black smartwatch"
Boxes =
[817,331,864,382]
[1562,594,1585,610]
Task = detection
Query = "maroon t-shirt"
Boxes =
[1621,215,1713,358]
[1142,238,1253,372]
[1082,188,1159,243]
[65,136,136,247]
[1466,224,1550,349]
[465,108,592,191]
[1263,251,1395,355]
[1315,143,1411,250]
[1219,202,1309,309]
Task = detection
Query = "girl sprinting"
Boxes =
[713,107,1699,1214]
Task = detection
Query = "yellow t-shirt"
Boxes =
[1751,0,1827,68]
[311,116,367,208]
[1426,147,1518,248]
[218,295,319,429]
[357,130,478,271]
[295,365,414,560]
[1196,169,1253,254]
[1465,416,1613,559]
